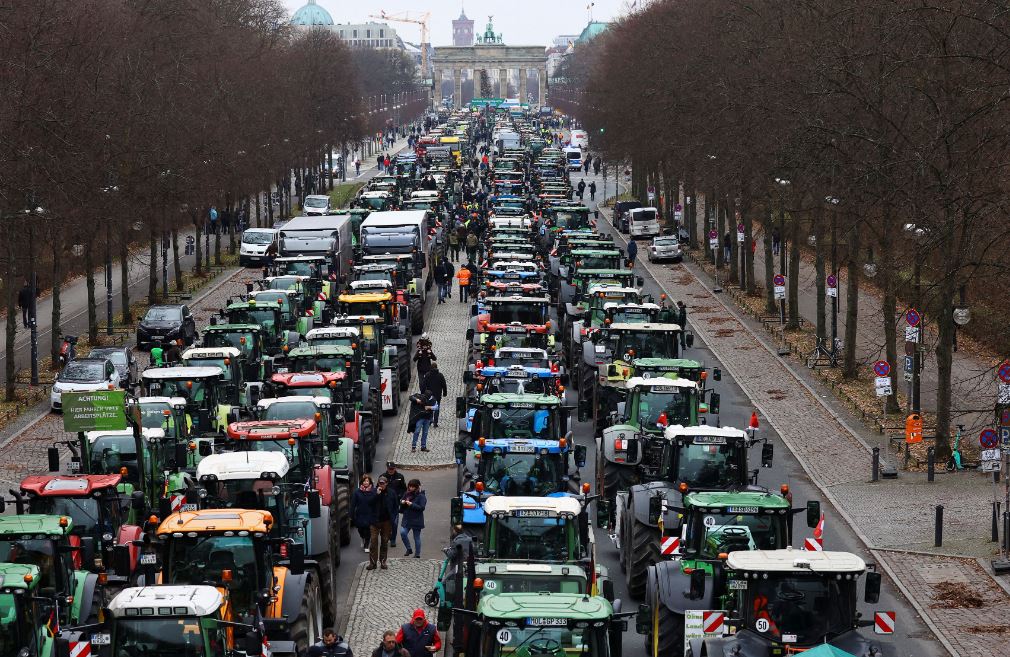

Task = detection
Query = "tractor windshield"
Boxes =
[227,308,278,332]
[488,301,548,325]
[204,331,257,355]
[489,408,557,441]
[281,261,321,277]
[743,574,856,645]
[290,356,348,373]
[687,510,788,558]
[140,402,179,434]
[636,389,692,428]
[262,401,319,421]
[480,452,563,496]
[28,496,105,536]
[488,332,549,351]
[482,624,606,657]
[307,336,356,349]
[612,331,678,359]
[668,441,745,489]
[0,540,58,589]
[149,379,212,405]
[275,385,330,398]
[165,536,258,616]
[493,515,570,561]
[267,277,303,292]
[0,595,31,657]
[185,358,232,382]
[206,480,283,518]
[113,616,210,657]
[89,434,140,484]
[483,376,553,396]
[553,210,588,229]
[576,255,622,270]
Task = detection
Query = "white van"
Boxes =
[564,146,583,171]
[569,130,589,149]
[239,228,277,267]
[628,207,661,239]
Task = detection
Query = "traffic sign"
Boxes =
[1001,408,1010,425]
[873,611,896,635]
[982,460,1002,472]
[773,273,786,286]
[1000,427,1010,446]
[1000,384,1010,405]
[826,274,837,288]
[904,356,913,373]
[981,449,1001,461]
[980,429,999,449]
[675,203,683,211]
[873,360,891,377]
[737,222,745,233]
[905,326,920,343]
[875,377,892,397]
[709,229,718,240]
[905,308,921,327]
[998,359,1010,384]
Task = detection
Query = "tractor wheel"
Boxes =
[626,512,660,601]
[398,345,411,391]
[385,368,400,416]
[353,445,366,482]
[290,576,324,652]
[578,361,596,407]
[336,478,352,546]
[649,588,684,657]
[602,462,636,505]
[361,418,375,472]
[410,298,424,334]
[319,526,338,626]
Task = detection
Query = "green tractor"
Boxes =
[141,366,239,436]
[332,314,410,410]
[182,346,266,408]
[220,297,301,356]
[637,491,821,654]
[200,322,278,379]
[0,563,99,657]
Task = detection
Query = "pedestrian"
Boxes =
[307,629,352,657]
[383,461,407,547]
[383,154,391,171]
[448,230,460,261]
[164,339,183,365]
[150,342,165,367]
[371,631,409,657]
[377,154,384,172]
[676,300,688,349]
[209,207,219,235]
[420,362,447,426]
[434,260,449,304]
[577,179,586,200]
[396,609,441,657]
[723,232,732,264]
[399,479,426,558]
[264,241,278,272]
[772,228,781,256]
[593,158,601,175]
[351,475,376,551]
[589,181,597,201]
[456,264,472,303]
[583,156,591,174]
[413,335,436,382]
[367,476,397,570]
[355,158,361,176]
[17,281,31,328]
[464,232,479,264]
[627,239,638,267]
[408,390,436,453]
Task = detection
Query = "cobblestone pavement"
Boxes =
[0,266,245,492]
[387,288,468,469]
[339,557,440,655]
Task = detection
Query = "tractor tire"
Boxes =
[319,518,339,625]
[385,367,400,417]
[626,513,660,601]
[336,479,352,547]
[353,446,366,484]
[398,347,411,391]
[579,361,596,407]
[602,462,637,504]
[290,577,324,652]
[649,589,684,657]
[410,298,424,335]
[361,418,375,472]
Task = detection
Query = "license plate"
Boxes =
[91,634,111,646]
[513,509,551,517]
[728,580,747,590]
[67,461,81,473]
[693,436,727,445]
[509,443,535,453]
[139,554,157,565]
[726,506,760,514]
[181,503,198,512]
[526,618,567,626]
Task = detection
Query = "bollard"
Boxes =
[871,447,880,482]
[935,505,943,547]
[993,502,1000,543]
[927,447,935,482]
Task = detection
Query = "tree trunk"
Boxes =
[5,235,17,401]
[743,193,756,294]
[880,204,900,413]
[842,219,861,379]
[120,236,131,324]
[214,219,222,266]
[172,228,183,292]
[194,212,203,277]
[255,191,262,228]
[227,196,237,255]
[763,208,776,314]
[787,208,801,329]
[727,195,738,283]
[50,236,62,361]
[813,205,826,340]
[932,208,964,461]
[85,237,97,344]
[148,229,158,304]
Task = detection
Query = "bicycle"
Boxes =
[946,424,965,471]
[805,336,840,369]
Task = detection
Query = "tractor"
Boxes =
[141,366,238,436]
[220,297,300,356]
[182,346,265,408]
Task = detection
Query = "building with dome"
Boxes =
[289,2,402,51]
[290,0,334,27]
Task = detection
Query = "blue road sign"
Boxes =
[906,308,921,327]
[873,361,890,377]
[904,356,913,372]
[1000,426,1010,446]
[980,429,999,449]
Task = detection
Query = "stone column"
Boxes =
[519,68,528,103]
[499,68,509,98]
[433,68,443,106]
[538,65,547,105]
[453,68,462,108]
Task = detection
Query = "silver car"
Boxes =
[648,235,683,263]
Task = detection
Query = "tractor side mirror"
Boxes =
[596,499,611,530]
[466,328,475,342]
[454,441,466,465]
[199,441,213,457]
[48,447,60,472]
[626,438,640,462]
[288,542,305,575]
[574,445,587,468]
[131,491,147,516]
[455,396,466,419]
[708,392,720,415]
[244,630,264,657]
[463,370,474,384]
[307,490,322,519]
[174,443,188,469]
[648,496,663,524]
[713,368,722,381]
[450,497,463,526]
[761,443,774,467]
[806,500,821,528]
[636,276,644,287]
[689,569,706,599]
[635,604,651,635]
[685,333,695,348]
[864,571,882,604]
[365,359,375,376]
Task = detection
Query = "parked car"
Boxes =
[136,304,196,350]
[302,194,333,216]
[89,346,139,389]
[613,201,642,233]
[51,358,120,411]
[628,206,661,239]
[648,235,684,263]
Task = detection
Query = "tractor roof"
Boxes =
[571,248,622,256]
[288,344,354,357]
[484,495,582,517]
[20,475,122,497]
[684,490,790,510]
[727,549,866,574]
[338,291,393,303]
[608,322,680,332]
[306,326,359,339]
[257,396,331,410]
[142,367,223,380]
[202,323,264,333]
[0,514,72,537]
[157,509,273,536]
[485,295,550,304]
[228,299,284,309]
[196,451,290,481]
[348,280,393,292]
[275,255,326,263]
[182,347,241,360]
[226,418,317,440]
[86,428,166,442]
[587,287,639,297]
[664,425,749,441]
[625,377,697,390]
[249,290,295,300]
[633,357,701,370]
[475,562,584,577]
[479,393,561,407]
[480,438,567,452]
[477,593,611,622]
[109,585,223,617]
[602,302,659,312]
[270,371,347,386]
[0,563,41,591]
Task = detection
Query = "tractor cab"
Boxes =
[141,367,234,436]
[245,290,299,331]
[471,496,588,563]
[200,324,272,374]
[182,347,262,408]
[470,363,563,398]
[336,291,409,341]
[137,396,190,440]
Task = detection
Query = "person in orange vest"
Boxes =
[456,266,472,303]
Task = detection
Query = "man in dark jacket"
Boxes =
[627,238,638,266]
[17,281,31,328]
[396,609,441,657]
[384,462,407,546]
[308,629,352,657]
[420,363,448,427]
[413,335,436,382]
[409,391,435,452]
[367,477,398,570]
[399,479,426,558]
[371,631,408,657]
[677,300,688,348]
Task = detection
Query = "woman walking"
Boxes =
[399,479,427,558]
[351,475,376,552]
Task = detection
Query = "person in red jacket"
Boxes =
[395,609,441,657]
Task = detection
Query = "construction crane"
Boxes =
[368,10,431,77]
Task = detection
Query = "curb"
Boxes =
[337,561,368,636]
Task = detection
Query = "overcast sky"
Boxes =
[283,0,632,46]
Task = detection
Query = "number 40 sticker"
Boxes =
[496,629,512,644]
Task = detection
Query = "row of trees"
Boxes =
[553,0,1010,457]
[0,0,423,399]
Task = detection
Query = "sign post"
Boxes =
[905,309,922,413]
[873,360,892,416]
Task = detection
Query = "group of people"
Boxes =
[350,462,427,569]
[308,609,441,657]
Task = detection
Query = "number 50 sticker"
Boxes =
[496,629,512,644]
